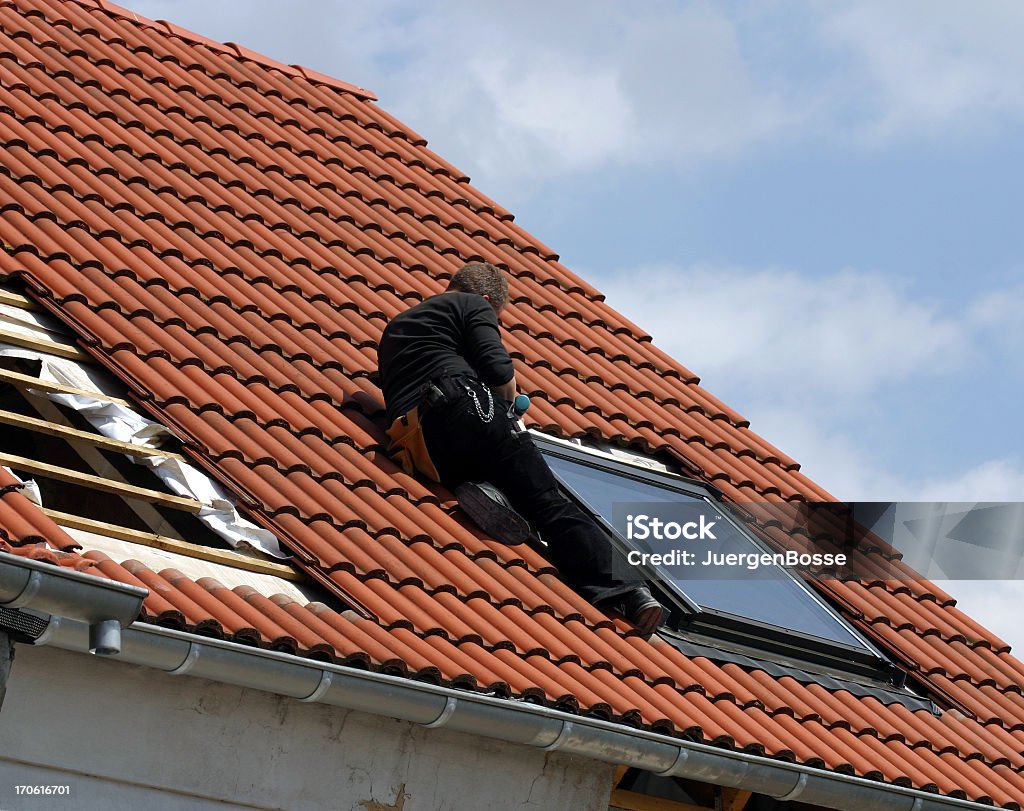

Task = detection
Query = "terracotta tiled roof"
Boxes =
[1,0,1023,805]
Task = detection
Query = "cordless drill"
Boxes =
[508,393,531,433]
[510,394,531,417]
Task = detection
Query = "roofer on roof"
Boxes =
[377,261,665,635]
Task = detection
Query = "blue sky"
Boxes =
[119,0,1024,648]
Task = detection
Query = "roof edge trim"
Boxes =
[25,608,1004,811]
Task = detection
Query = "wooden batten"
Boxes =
[0,326,90,362]
[0,409,184,462]
[42,508,301,581]
[0,289,43,311]
[0,451,202,513]
[0,367,133,408]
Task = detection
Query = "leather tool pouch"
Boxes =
[386,405,441,483]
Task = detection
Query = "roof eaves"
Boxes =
[14,601,1008,811]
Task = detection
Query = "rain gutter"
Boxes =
[0,554,1001,811]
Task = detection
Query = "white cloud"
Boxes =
[909,459,1024,502]
[704,404,1024,502]
[599,264,971,399]
[708,398,1020,502]
[119,0,1024,188]
[969,285,1024,354]
[814,1,1024,144]
[119,0,797,188]
[721,406,892,502]
[369,2,798,186]
[439,49,637,177]
[613,3,795,161]
[599,262,1024,504]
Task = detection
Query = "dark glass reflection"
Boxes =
[545,454,864,647]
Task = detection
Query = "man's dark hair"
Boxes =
[447,262,509,312]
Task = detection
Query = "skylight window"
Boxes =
[534,434,894,680]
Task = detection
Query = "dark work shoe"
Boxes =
[607,587,664,636]
[455,481,532,546]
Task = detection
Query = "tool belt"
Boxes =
[385,380,452,483]
[386,405,440,483]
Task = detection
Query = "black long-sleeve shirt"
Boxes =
[377,292,515,422]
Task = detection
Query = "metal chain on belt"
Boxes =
[465,383,494,423]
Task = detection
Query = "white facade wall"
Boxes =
[0,645,614,811]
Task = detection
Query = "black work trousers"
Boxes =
[419,374,638,605]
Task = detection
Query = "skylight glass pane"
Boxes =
[544,453,867,648]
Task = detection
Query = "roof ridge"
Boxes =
[58,0,378,101]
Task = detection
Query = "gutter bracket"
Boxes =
[543,720,573,751]
[32,611,60,647]
[776,772,809,802]
[301,670,333,703]
[423,696,457,729]
[3,569,41,609]
[167,642,200,675]
[656,746,688,777]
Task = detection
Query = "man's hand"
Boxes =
[494,376,516,402]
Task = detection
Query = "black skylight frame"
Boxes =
[532,433,902,684]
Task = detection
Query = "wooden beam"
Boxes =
[0,289,42,311]
[0,408,185,461]
[717,789,751,811]
[0,326,90,362]
[609,789,711,811]
[41,508,302,582]
[0,366,133,408]
[613,765,630,788]
[0,452,202,513]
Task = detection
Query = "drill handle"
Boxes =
[511,393,531,416]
